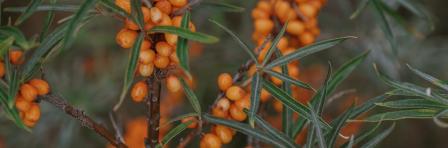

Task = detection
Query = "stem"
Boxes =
[40,94,126,148]
[145,73,162,148]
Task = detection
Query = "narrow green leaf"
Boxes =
[0,36,14,58]
[162,112,198,128]
[249,72,261,127]
[361,109,443,122]
[360,123,395,148]
[396,0,434,30]
[208,19,257,63]
[0,26,30,50]
[374,64,448,105]
[350,0,372,19]
[376,99,448,109]
[377,1,408,32]
[14,0,43,26]
[150,26,219,44]
[63,0,98,49]
[348,94,389,120]
[158,120,193,147]
[372,0,397,53]
[309,105,327,148]
[407,65,448,92]
[266,36,355,69]
[7,68,20,108]
[130,0,143,29]
[276,49,293,138]
[264,69,314,91]
[201,1,245,12]
[203,114,287,148]
[99,0,135,21]
[262,21,288,66]
[176,11,191,74]
[39,0,57,42]
[113,32,144,111]
[327,106,354,148]
[180,78,201,115]
[341,122,382,148]
[262,79,330,130]
[246,109,297,148]
[5,4,80,13]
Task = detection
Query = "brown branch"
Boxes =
[40,94,126,148]
[145,72,162,148]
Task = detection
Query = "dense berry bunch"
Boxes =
[114,0,194,102]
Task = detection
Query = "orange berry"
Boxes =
[9,50,23,65]
[116,28,138,49]
[166,75,181,93]
[201,133,222,148]
[299,3,317,18]
[274,100,283,112]
[29,79,50,95]
[217,73,233,91]
[140,40,152,51]
[144,21,155,31]
[225,86,245,101]
[169,0,187,7]
[23,119,37,127]
[150,7,163,24]
[169,52,179,64]
[131,81,148,102]
[254,18,274,35]
[277,37,289,50]
[156,42,174,56]
[248,65,256,77]
[139,49,155,64]
[141,7,151,22]
[125,19,139,30]
[251,8,269,19]
[214,125,233,144]
[181,116,198,129]
[159,14,172,26]
[15,96,30,112]
[286,20,305,35]
[212,107,228,118]
[153,55,170,68]
[260,89,271,102]
[155,0,172,14]
[216,98,230,111]
[115,0,131,13]
[139,63,154,77]
[257,1,271,14]
[299,32,315,45]
[24,103,40,122]
[20,84,38,102]
[274,1,291,19]
[235,96,250,110]
[229,104,246,121]
[0,62,5,78]
[165,33,178,46]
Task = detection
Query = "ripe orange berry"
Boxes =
[153,55,170,69]
[235,97,250,110]
[286,20,305,35]
[277,37,289,51]
[166,75,181,93]
[0,62,5,78]
[251,8,270,19]
[139,63,154,77]
[169,0,187,7]
[201,133,222,148]
[9,50,23,65]
[181,116,198,129]
[156,42,174,56]
[216,98,230,111]
[214,125,233,144]
[116,28,138,49]
[257,1,271,14]
[229,104,246,121]
[155,0,172,14]
[217,73,232,91]
[300,32,315,45]
[141,7,151,22]
[15,96,30,112]
[260,89,271,102]
[212,107,228,118]
[139,49,155,64]
[115,0,131,13]
[225,86,245,101]
[20,84,38,102]
[299,3,317,18]
[150,7,163,24]
[274,100,283,112]
[159,14,173,26]
[254,18,274,35]
[125,19,139,30]
[165,33,178,46]
[29,79,50,95]
[24,103,40,122]
[169,52,179,64]
[140,40,152,51]
[274,1,291,19]
[23,119,37,127]
[131,81,148,102]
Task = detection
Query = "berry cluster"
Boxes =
[113,0,194,102]
[15,79,50,127]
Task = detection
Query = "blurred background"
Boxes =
[1,0,448,147]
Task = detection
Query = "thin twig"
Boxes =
[109,112,125,144]
[40,94,126,148]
